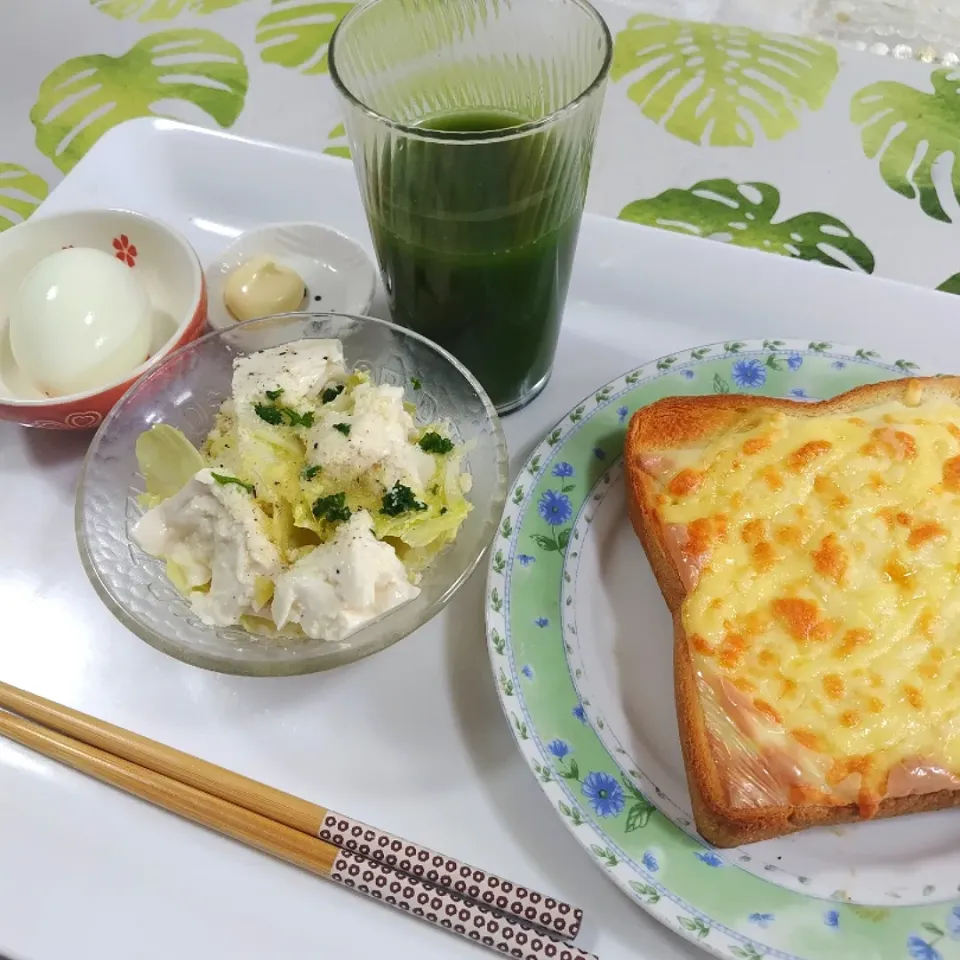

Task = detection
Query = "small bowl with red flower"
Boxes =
[0,208,206,429]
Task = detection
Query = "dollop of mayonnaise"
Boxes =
[271,509,420,641]
[224,255,305,322]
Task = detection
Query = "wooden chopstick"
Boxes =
[0,706,597,960]
[0,706,337,871]
[0,682,585,945]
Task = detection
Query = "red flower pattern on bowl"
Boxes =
[0,209,207,430]
[113,234,138,267]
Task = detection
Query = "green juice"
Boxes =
[366,109,583,411]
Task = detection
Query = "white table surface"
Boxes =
[7,103,960,959]
[0,219,706,960]
[0,377,703,960]
[7,0,960,948]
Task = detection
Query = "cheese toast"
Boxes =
[625,376,960,846]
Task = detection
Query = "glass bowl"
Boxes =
[76,312,508,675]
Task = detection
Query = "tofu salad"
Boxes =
[132,339,471,643]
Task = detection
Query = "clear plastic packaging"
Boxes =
[693,666,960,816]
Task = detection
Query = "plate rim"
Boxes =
[485,337,960,960]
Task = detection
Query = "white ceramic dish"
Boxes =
[7,118,960,960]
[487,339,960,960]
[0,207,206,429]
[205,221,377,330]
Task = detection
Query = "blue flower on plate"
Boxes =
[642,851,659,872]
[787,354,803,370]
[948,905,960,938]
[581,771,625,817]
[681,369,695,379]
[833,360,847,370]
[732,358,767,389]
[695,851,724,867]
[789,388,809,398]
[552,462,575,478]
[823,910,839,929]
[547,739,570,759]
[538,490,572,526]
[908,936,942,960]
[534,617,549,628]
[593,447,607,460]
[749,913,774,928]
[521,664,534,680]
[518,554,536,567]
[572,704,588,724]
[617,405,629,424]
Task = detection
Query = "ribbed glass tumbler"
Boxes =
[329,0,612,413]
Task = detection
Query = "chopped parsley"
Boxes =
[301,464,322,481]
[411,376,422,391]
[253,402,284,425]
[312,492,351,523]
[265,388,284,401]
[321,384,344,404]
[380,482,427,517]
[284,408,314,428]
[211,472,255,495]
[253,402,313,428]
[418,432,454,455]
[333,422,351,437]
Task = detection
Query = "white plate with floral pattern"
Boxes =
[487,339,960,960]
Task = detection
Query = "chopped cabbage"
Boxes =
[136,424,205,508]
[135,374,472,585]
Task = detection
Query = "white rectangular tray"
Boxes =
[2,117,958,960]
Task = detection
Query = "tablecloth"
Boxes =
[4,0,960,296]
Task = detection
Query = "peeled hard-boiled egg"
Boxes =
[9,246,152,396]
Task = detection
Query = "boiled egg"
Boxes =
[9,246,152,396]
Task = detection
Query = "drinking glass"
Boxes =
[329,0,612,413]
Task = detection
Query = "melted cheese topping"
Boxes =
[649,396,960,814]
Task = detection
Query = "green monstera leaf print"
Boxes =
[611,14,838,146]
[256,0,353,75]
[937,272,960,295]
[620,179,874,273]
[31,30,248,174]
[0,164,48,233]
[91,0,249,20]
[852,68,960,223]
[323,123,351,159]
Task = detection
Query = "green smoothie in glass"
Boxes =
[367,109,582,409]
[329,0,611,413]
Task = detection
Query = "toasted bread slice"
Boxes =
[625,376,960,847]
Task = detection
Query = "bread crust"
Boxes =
[624,376,960,847]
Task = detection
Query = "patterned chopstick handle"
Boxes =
[331,848,596,960]
[320,812,583,940]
